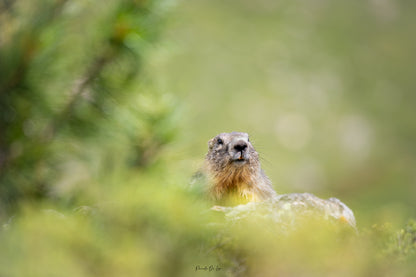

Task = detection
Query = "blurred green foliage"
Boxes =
[1,0,416,276]
[0,0,176,213]
[1,183,415,276]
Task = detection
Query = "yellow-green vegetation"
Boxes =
[1,0,416,276]
[1,176,415,276]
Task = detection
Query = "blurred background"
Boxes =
[1,0,415,276]
[156,0,416,225]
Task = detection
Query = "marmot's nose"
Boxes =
[233,140,247,152]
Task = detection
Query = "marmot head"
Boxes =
[203,132,274,204]
[206,132,260,172]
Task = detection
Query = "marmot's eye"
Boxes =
[217,138,223,145]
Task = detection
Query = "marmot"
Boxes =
[196,132,356,228]
[201,132,277,204]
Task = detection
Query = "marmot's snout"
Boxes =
[229,137,249,164]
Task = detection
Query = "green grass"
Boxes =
[1,172,415,276]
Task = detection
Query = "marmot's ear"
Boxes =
[208,138,214,149]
